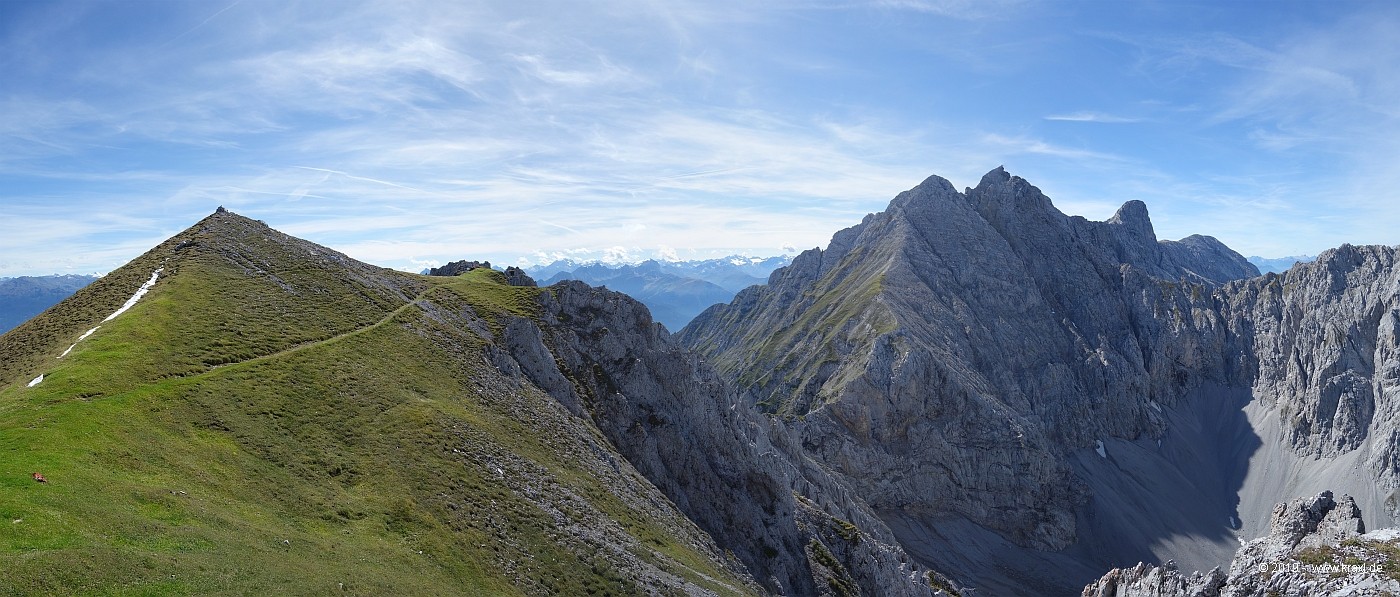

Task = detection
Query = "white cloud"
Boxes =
[1044,112,1142,124]
[601,246,634,263]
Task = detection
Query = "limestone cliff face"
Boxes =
[1083,491,1398,597]
[1223,245,1400,519]
[494,280,946,596]
[680,168,1258,559]
[676,167,1400,594]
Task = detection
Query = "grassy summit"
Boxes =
[0,210,752,595]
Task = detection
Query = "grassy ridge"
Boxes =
[0,214,751,595]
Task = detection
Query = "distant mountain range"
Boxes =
[1247,255,1316,274]
[0,274,97,333]
[527,256,791,330]
[9,254,1302,336]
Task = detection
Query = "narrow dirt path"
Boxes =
[195,286,440,378]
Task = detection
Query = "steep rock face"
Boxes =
[1222,246,1400,522]
[681,170,1255,551]
[498,280,945,596]
[1232,246,1398,456]
[1165,244,1400,556]
[680,168,1269,594]
[1083,491,1398,597]
[679,167,1400,594]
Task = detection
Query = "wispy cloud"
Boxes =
[1044,111,1142,124]
[980,133,1127,163]
[157,0,243,50]
[1126,7,1399,154]
[3,1,1399,277]
[514,53,638,87]
[872,0,1028,20]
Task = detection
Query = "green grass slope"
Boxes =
[0,211,753,596]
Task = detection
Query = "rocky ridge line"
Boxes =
[679,168,1258,564]
[497,280,954,595]
[677,167,1400,593]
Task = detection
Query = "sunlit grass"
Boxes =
[0,215,752,595]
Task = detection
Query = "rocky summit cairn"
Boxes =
[1083,491,1398,597]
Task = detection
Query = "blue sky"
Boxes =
[2,0,1397,277]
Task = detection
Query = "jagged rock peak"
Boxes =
[1307,243,1397,278]
[680,167,1269,593]
[969,164,1014,194]
[966,165,1058,217]
[1107,200,1156,242]
[1108,199,1149,224]
[885,172,960,213]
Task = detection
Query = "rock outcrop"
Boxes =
[496,280,947,595]
[428,259,491,276]
[502,265,536,287]
[1083,491,1398,597]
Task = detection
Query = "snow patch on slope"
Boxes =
[32,268,163,386]
[59,326,101,358]
[103,269,162,322]
[56,268,161,359]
